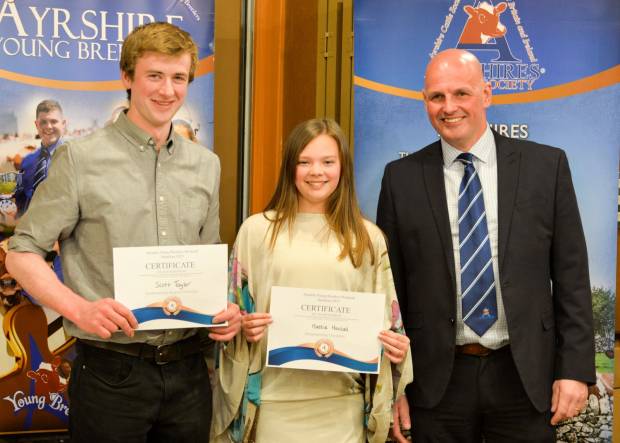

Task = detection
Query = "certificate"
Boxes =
[113,244,228,330]
[266,286,386,374]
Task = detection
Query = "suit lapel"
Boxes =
[422,142,456,284]
[495,132,520,271]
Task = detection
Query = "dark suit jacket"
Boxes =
[376,131,595,412]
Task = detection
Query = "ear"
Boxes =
[422,90,430,109]
[464,5,477,17]
[120,70,132,90]
[495,2,507,13]
[482,82,492,108]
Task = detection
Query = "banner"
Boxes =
[354,1,618,440]
[0,0,214,434]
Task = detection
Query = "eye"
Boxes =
[429,94,443,102]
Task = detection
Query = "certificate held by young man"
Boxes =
[266,286,386,374]
[113,244,228,330]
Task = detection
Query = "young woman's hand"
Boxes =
[241,312,273,343]
[378,330,410,364]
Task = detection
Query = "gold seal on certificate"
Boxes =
[162,296,182,316]
[266,286,386,374]
[113,244,228,330]
[314,338,335,358]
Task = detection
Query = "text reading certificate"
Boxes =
[266,286,386,373]
[113,244,227,330]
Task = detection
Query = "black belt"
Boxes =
[78,334,203,365]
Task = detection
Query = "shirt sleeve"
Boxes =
[9,143,80,257]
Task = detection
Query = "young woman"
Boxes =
[212,119,412,443]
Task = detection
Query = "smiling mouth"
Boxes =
[153,99,175,107]
[305,181,328,188]
[442,117,464,123]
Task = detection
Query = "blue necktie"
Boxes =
[457,152,497,336]
[32,147,50,191]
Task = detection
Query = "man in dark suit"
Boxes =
[14,100,65,283]
[377,49,595,441]
[16,99,66,215]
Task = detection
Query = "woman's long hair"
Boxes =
[264,118,374,268]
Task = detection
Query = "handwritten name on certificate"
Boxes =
[113,244,227,330]
[266,287,386,374]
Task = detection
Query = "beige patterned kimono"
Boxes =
[212,212,413,443]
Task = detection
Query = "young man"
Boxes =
[378,49,594,442]
[7,22,240,442]
[16,99,66,214]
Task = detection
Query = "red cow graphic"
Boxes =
[26,356,68,401]
[459,2,508,44]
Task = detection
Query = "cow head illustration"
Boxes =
[459,2,508,44]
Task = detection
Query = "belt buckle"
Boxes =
[478,346,492,357]
[154,344,171,365]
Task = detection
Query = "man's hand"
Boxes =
[74,298,138,339]
[241,312,273,343]
[550,379,588,425]
[208,302,241,342]
[391,394,411,442]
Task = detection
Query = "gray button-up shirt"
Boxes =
[9,112,221,345]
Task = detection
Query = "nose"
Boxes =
[309,162,323,175]
[443,95,457,114]
[159,78,174,96]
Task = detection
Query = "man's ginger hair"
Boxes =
[120,22,199,82]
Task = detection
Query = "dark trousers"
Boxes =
[69,342,212,443]
[412,347,555,442]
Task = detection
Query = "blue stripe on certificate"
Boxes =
[268,346,379,372]
[132,307,218,326]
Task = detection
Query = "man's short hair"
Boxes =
[120,22,199,83]
[36,100,63,119]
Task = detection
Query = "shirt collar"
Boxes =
[441,125,494,167]
[114,111,176,153]
[41,138,64,155]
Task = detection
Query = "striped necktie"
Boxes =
[32,147,50,191]
[457,152,497,336]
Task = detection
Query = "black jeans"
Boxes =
[69,342,212,443]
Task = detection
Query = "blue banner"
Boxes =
[0,0,214,434]
[133,307,218,326]
[268,346,379,373]
[354,0,618,439]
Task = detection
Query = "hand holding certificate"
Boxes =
[113,244,228,330]
[266,286,386,374]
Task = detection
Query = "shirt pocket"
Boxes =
[177,194,209,244]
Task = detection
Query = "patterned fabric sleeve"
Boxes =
[366,229,413,443]
[211,232,251,443]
